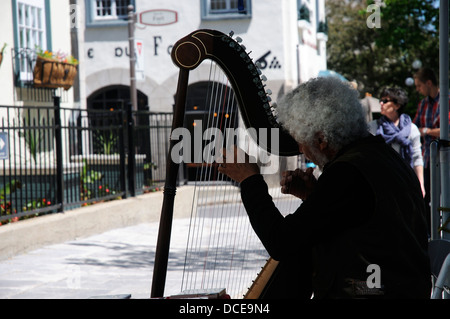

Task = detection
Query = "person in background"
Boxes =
[368,87,425,196]
[413,67,450,231]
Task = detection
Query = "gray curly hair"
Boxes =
[277,77,368,153]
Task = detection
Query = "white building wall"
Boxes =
[0,0,75,168]
[83,0,327,112]
[0,1,15,107]
[0,1,327,112]
[0,0,74,108]
[297,0,327,84]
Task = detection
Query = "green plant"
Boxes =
[23,198,52,211]
[143,162,158,170]
[143,162,158,187]
[80,159,103,200]
[97,184,116,197]
[0,180,22,225]
[35,46,79,65]
[18,129,43,163]
[0,180,21,200]
[0,43,6,66]
[95,130,118,155]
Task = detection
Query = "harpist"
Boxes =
[218,77,431,299]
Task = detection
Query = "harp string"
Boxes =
[181,61,226,292]
[179,60,302,298]
[180,61,256,297]
[199,62,230,288]
[207,61,245,292]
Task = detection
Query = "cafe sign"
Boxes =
[139,9,178,26]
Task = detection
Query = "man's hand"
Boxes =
[217,146,260,183]
[280,167,317,200]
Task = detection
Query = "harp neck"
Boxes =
[171,29,299,156]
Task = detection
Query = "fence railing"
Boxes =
[0,97,172,224]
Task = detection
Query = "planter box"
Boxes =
[0,164,82,214]
[70,154,147,192]
[33,56,78,90]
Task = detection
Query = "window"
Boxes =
[17,0,46,50]
[93,0,131,21]
[211,0,239,13]
[202,0,252,20]
[14,0,48,81]
[298,3,310,22]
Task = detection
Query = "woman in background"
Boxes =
[368,87,425,196]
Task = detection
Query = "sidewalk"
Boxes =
[0,185,278,299]
[0,220,190,299]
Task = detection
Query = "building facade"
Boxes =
[0,0,327,183]
[79,0,327,113]
[0,0,76,169]
[0,0,327,130]
[0,0,75,107]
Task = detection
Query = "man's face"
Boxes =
[298,142,329,170]
[415,78,430,97]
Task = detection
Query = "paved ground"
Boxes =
[0,187,298,300]
[0,221,189,299]
[0,216,267,299]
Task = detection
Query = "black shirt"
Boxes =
[240,135,431,298]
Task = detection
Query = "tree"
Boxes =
[326,0,440,116]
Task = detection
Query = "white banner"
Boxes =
[135,38,145,82]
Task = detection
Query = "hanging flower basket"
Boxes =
[0,43,6,67]
[33,48,78,90]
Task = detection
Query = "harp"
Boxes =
[150,29,301,299]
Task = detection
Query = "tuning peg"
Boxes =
[271,102,277,108]
[261,75,267,81]
[235,36,243,43]
[240,44,246,50]
[266,89,272,95]
[229,30,234,37]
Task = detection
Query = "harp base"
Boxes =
[170,288,230,299]
[244,258,279,299]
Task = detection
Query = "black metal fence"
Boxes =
[0,97,172,225]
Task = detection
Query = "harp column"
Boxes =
[151,68,189,298]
